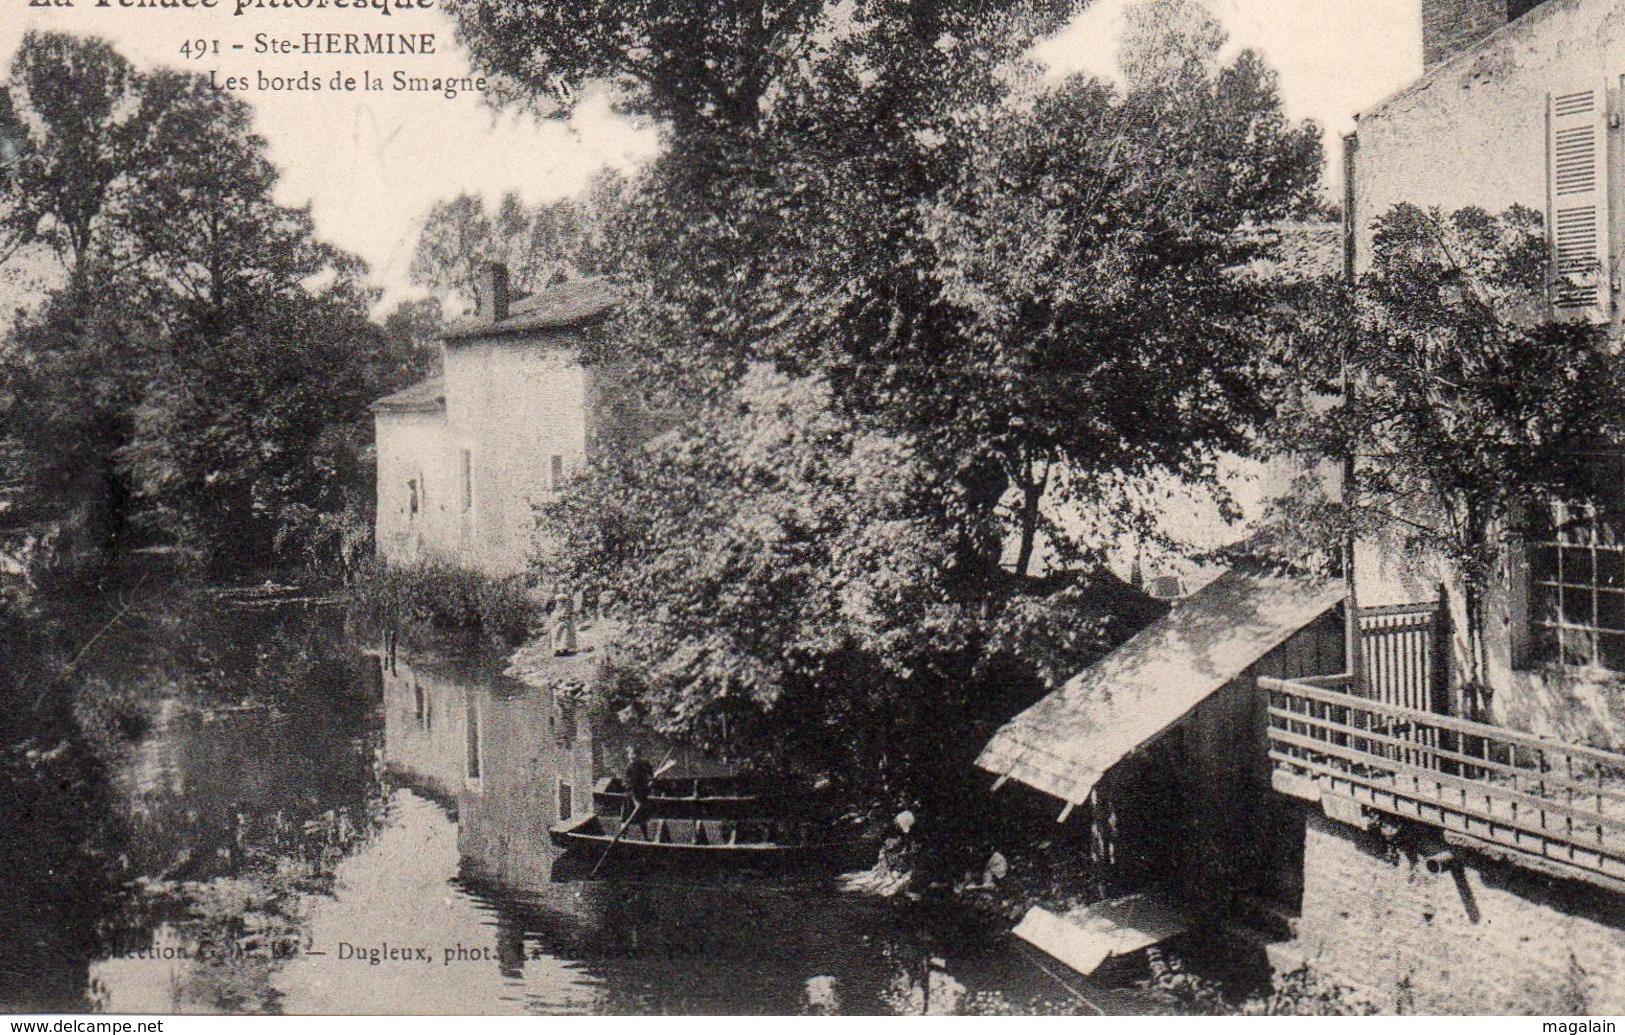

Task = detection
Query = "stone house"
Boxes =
[1275,0,1625,1011]
[980,0,1625,1011]
[372,265,643,576]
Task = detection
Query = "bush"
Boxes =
[1240,965,1380,1016]
[348,559,537,652]
[1141,948,1380,1016]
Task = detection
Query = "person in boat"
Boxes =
[623,744,654,820]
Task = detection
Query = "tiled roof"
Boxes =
[442,277,618,342]
[976,569,1343,806]
[370,375,445,414]
[1361,0,1576,123]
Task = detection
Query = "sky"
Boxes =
[0,0,1423,310]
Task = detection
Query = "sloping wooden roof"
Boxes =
[370,375,445,414]
[976,569,1344,806]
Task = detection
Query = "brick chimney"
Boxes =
[476,261,509,321]
[1423,0,1547,66]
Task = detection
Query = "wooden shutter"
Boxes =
[1547,87,1612,320]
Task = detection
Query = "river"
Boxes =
[25,596,1169,1015]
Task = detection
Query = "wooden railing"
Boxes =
[1261,675,1625,892]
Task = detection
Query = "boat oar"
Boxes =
[588,746,677,878]
[590,800,643,878]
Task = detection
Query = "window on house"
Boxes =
[459,448,473,513]
[465,698,482,782]
[557,779,573,822]
[407,478,419,517]
[550,454,565,491]
[1529,453,1625,672]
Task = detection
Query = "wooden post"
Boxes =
[1342,131,1366,695]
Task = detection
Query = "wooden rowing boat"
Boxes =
[590,775,795,819]
[548,813,846,867]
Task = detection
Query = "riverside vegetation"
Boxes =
[1,0,1327,977]
[11,0,1594,1013]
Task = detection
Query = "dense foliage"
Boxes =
[0,32,433,580]
[409,179,625,310]
[430,0,1329,820]
[349,558,538,652]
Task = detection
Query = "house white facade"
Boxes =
[372,266,637,577]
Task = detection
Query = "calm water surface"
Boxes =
[75,601,1162,1015]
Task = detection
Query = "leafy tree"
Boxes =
[1,32,409,578]
[120,287,385,575]
[0,32,146,285]
[924,13,1321,573]
[1275,204,1625,706]
[540,371,962,749]
[125,69,353,323]
[0,34,156,568]
[538,367,1159,814]
[442,0,857,135]
[408,193,489,307]
[505,0,1319,579]
[408,182,622,310]
[376,295,446,380]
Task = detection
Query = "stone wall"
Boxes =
[374,409,457,568]
[1294,811,1625,1014]
[443,331,596,577]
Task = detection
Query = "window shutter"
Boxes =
[1547,87,1612,320]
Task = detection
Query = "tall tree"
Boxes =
[0,32,145,285]
[1,32,404,577]
[409,183,622,310]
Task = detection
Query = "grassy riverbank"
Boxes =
[347,559,537,655]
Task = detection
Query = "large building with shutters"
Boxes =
[980,0,1625,1013]
[1299,0,1625,1010]
[1346,0,1625,753]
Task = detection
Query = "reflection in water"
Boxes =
[78,606,1157,1015]
[85,602,387,1014]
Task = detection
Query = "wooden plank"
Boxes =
[1272,768,1321,801]
[1360,601,1442,619]
[1260,677,1625,769]
[1297,673,1356,688]
[1320,792,1375,831]
[1014,895,1191,977]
